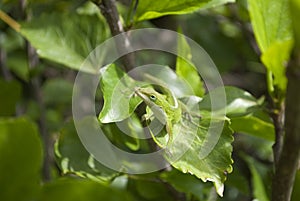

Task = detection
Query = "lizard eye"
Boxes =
[149,95,156,101]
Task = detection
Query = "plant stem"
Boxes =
[0,48,13,81]
[28,44,51,181]
[271,103,285,165]
[19,0,51,181]
[94,0,135,71]
[0,10,20,32]
[271,53,300,201]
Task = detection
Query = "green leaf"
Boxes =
[198,86,274,140]
[46,109,64,132]
[135,85,233,196]
[248,0,292,52]
[77,1,101,15]
[134,0,236,22]
[146,93,233,196]
[230,113,274,141]
[0,117,42,201]
[180,13,247,73]
[160,169,212,200]
[248,0,293,92]
[261,40,292,91]
[199,86,261,117]
[165,119,233,196]
[290,0,300,51]
[38,178,134,201]
[138,65,195,97]
[292,170,300,201]
[0,28,24,52]
[42,78,73,106]
[176,29,205,97]
[98,64,143,123]
[237,134,273,161]
[243,155,270,201]
[7,51,30,81]
[20,12,108,71]
[98,66,234,196]
[55,120,119,182]
[225,164,250,195]
[100,116,143,151]
[0,79,22,116]
[128,178,173,201]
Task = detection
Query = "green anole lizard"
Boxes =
[134,86,182,147]
[133,73,204,147]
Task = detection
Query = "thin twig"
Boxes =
[94,0,135,71]
[19,0,51,181]
[227,4,260,56]
[28,44,51,181]
[0,10,20,32]
[271,105,285,165]
[0,48,13,81]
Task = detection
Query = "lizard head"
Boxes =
[135,87,167,107]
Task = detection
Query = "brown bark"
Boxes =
[272,53,300,201]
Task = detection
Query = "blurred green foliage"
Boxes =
[0,0,299,200]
